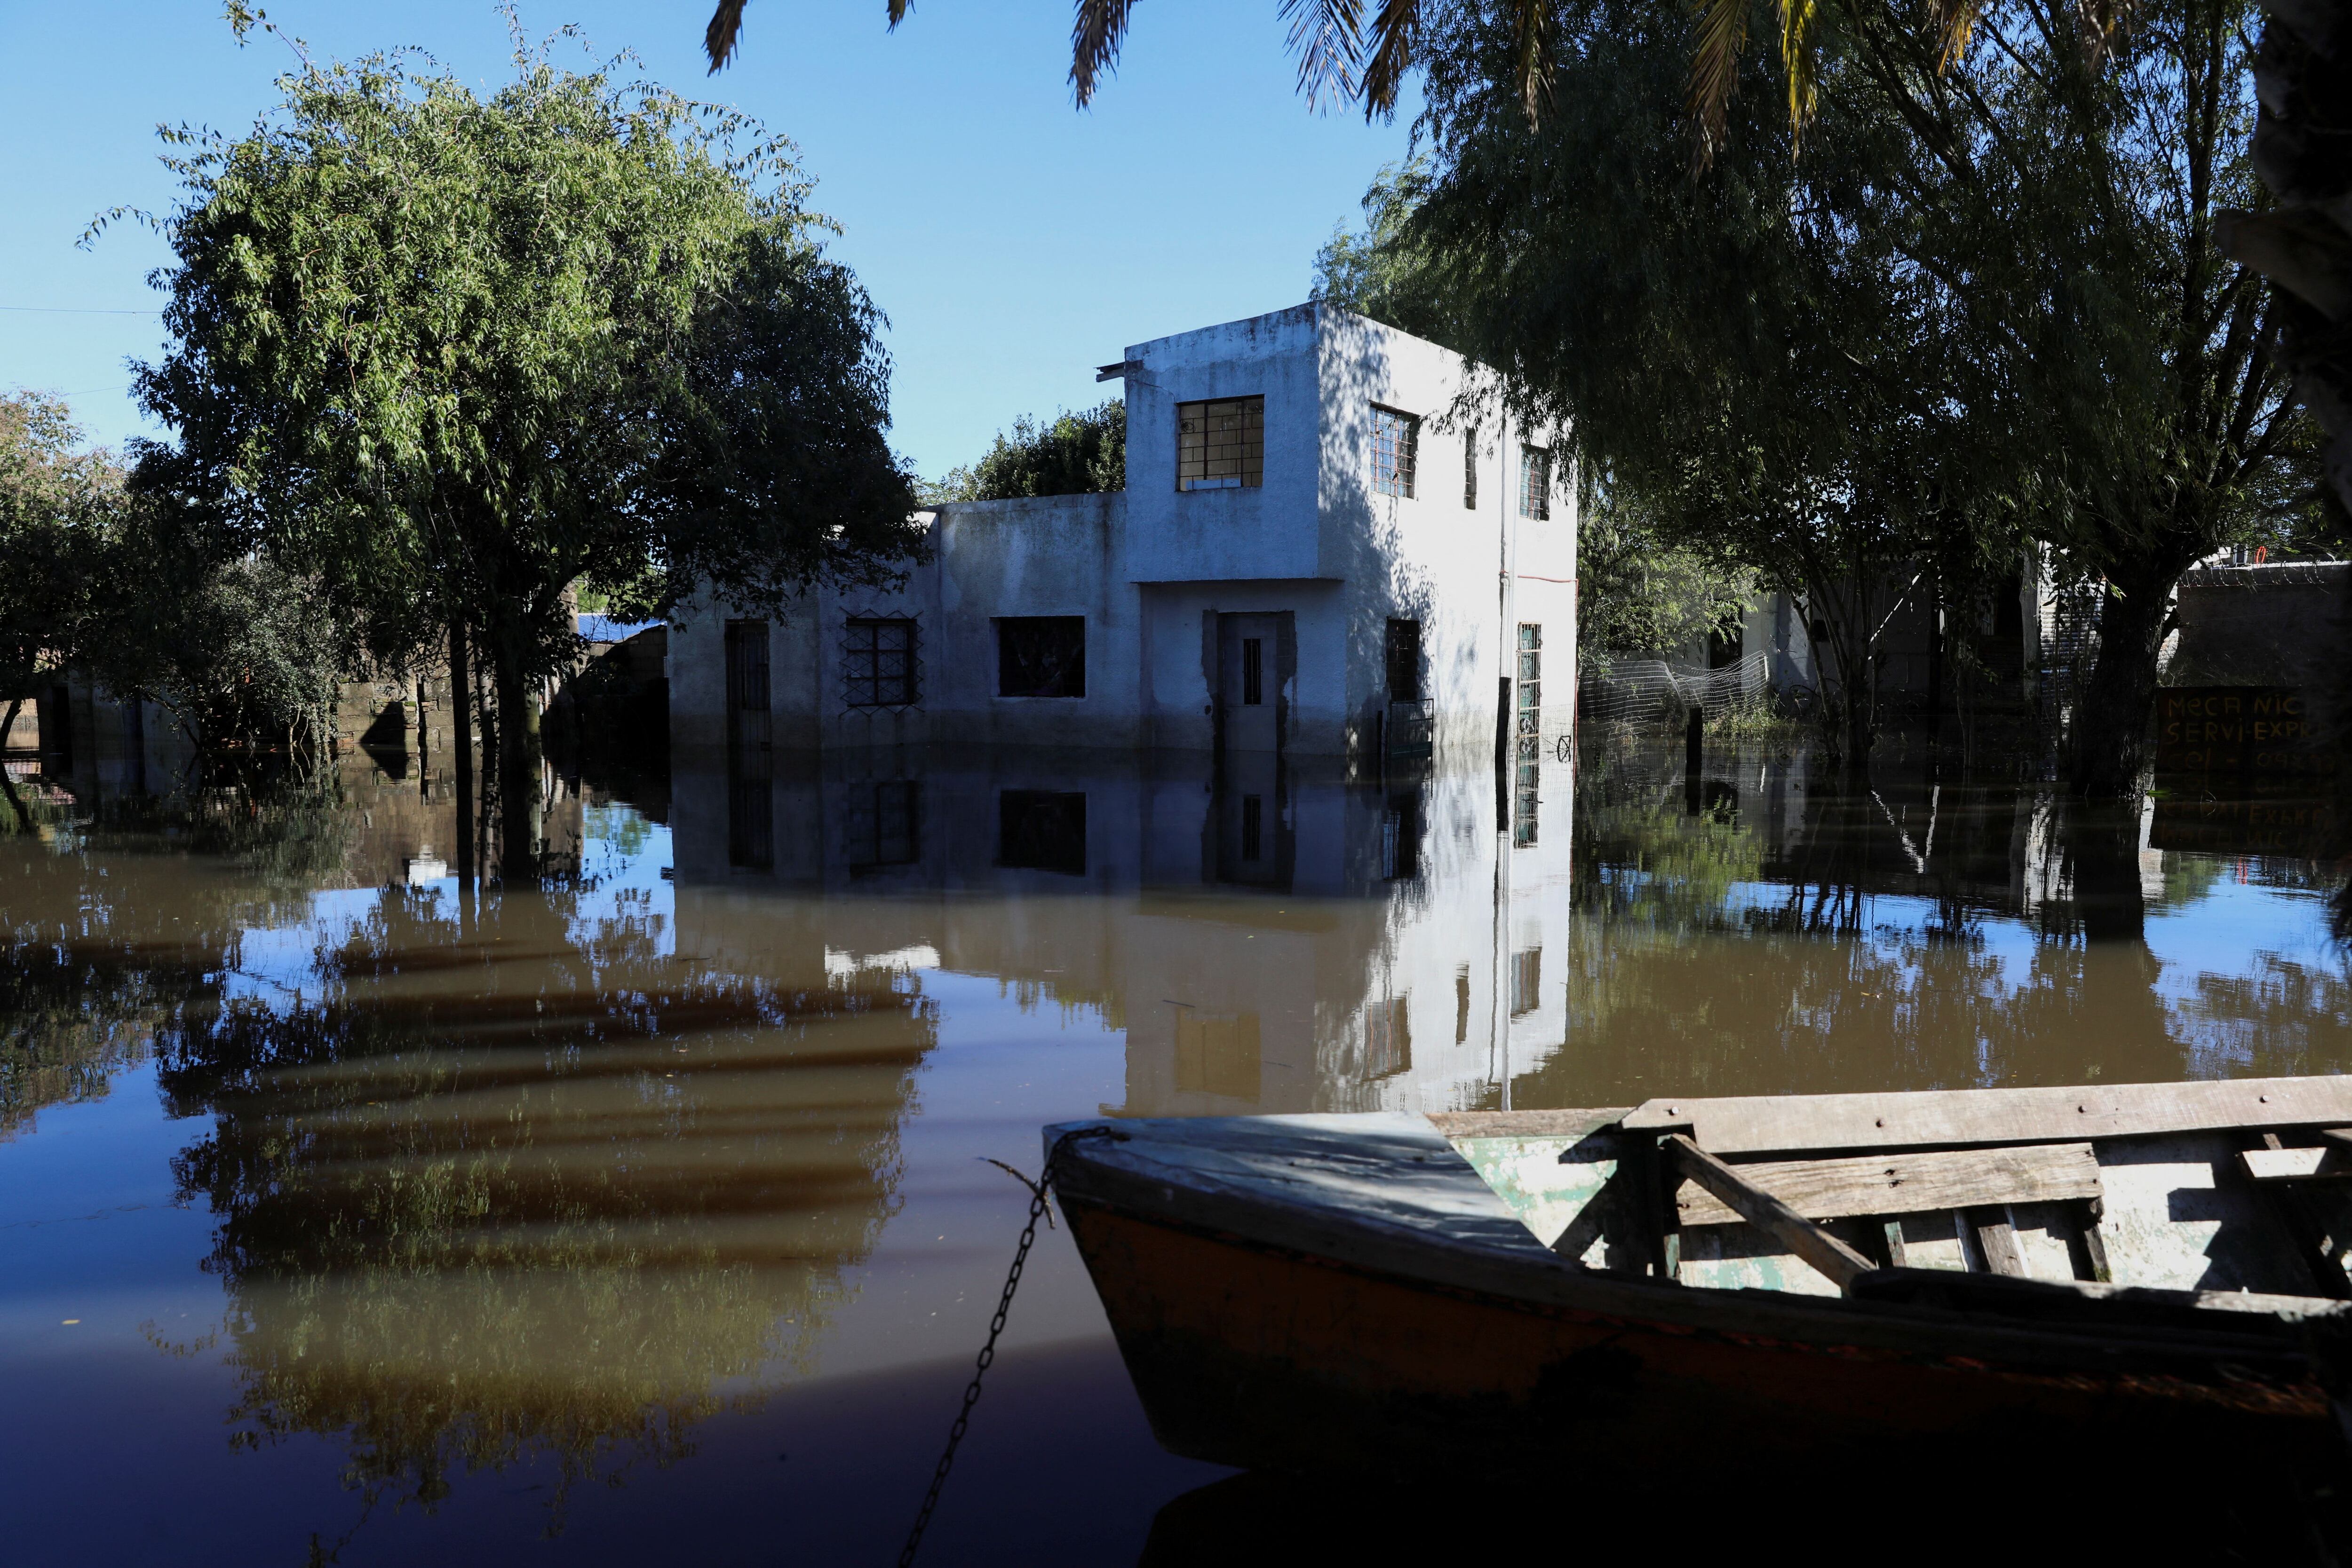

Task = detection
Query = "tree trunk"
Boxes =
[450,621,475,892]
[490,629,542,883]
[2066,568,2174,798]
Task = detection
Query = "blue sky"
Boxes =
[0,0,1415,480]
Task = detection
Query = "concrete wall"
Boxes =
[671,301,1578,768]
[2169,562,2351,690]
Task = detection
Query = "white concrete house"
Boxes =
[669,302,1578,772]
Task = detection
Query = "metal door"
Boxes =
[1217,613,1282,753]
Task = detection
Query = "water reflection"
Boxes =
[676,742,1580,1115]
[5,733,2352,1557]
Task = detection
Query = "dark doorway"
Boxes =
[1217,613,1286,754]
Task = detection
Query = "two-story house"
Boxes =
[668,302,1579,776]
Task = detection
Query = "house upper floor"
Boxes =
[1090,302,1573,586]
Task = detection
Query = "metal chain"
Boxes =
[896,1125,1122,1568]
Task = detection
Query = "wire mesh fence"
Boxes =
[1577,650,1778,727]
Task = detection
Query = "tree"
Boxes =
[131,39,920,879]
[923,399,1125,503]
[0,393,119,824]
[1313,46,2028,764]
[1314,0,2317,785]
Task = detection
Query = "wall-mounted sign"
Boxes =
[2153,686,2328,776]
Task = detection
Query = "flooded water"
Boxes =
[3,734,2349,1564]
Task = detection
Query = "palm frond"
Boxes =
[1281,0,1367,111]
[1361,0,1420,117]
[1778,0,1821,146]
[704,0,748,73]
[1509,0,1554,125]
[1686,0,1749,167]
[887,0,914,27]
[1071,0,1138,107]
[1928,0,1982,71]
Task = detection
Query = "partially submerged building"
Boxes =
[670,303,1578,771]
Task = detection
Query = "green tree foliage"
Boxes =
[0,394,119,791]
[925,399,1126,503]
[1316,0,2316,785]
[129,39,921,877]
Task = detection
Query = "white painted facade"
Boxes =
[669,302,1578,768]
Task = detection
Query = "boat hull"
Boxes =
[1063,1195,2333,1477]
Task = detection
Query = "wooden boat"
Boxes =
[1049,1077,2352,1485]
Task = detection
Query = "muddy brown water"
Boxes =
[1,737,2347,1563]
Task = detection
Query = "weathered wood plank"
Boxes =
[1672,1143,2102,1227]
[2242,1145,2352,1181]
[1429,1109,1629,1141]
[1661,1134,1873,1292]
[1971,1206,2028,1276]
[1623,1075,2352,1155]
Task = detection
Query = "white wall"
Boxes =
[672,302,1578,767]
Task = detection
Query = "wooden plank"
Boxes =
[1427,1109,1629,1141]
[1672,1143,2101,1227]
[1660,1134,1873,1292]
[2241,1145,2352,1181]
[1622,1075,2352,1155]
[1970,1206,2028,1276]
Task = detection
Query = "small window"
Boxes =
[1177,396,1264,491]
[842,617,919,709]
[1363,995,1411,1078]
[1371,406,1418,499]
[1384,618,1422,702]
[996,616,1086,697]
[1519,445,1552,521]
[1380,792,1420,880]
[998,789,1086,875]
[1241,638,1264,705]
[1514,624,1541,847]
[1463,424,1479,510]
[1510,948,1542,1018]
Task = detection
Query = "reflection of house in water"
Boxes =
[671,302,1577,766]
[672,745,1576,1116]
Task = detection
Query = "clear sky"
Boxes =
[0,0,1415,481]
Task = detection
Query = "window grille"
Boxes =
[1371,406,1418,499]
[1463,424,1479,510]
[1177,396,1264,490]
[725,620,772,752]
[1519,445,1552,521]
[1241,638,1264,705]
[996,617,1087,697]
[1510,947,1542,1018]
[1363,995,1412,1078]
[842,616,920,709]
[846,780,921,871]
[1514,623,1541,846]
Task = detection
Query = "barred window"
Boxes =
[1177,396,1264,491]
[843,617,919,708]
[1371,406,1418,499]
[847,780,921,871]
[1519,445,1552,521]
[1514,623,1542,847]
[1463,424,1479,510]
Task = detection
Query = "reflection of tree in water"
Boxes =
[0,788,349,1135]
[1537,755,2352,1106]
[145,881,936,1534]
